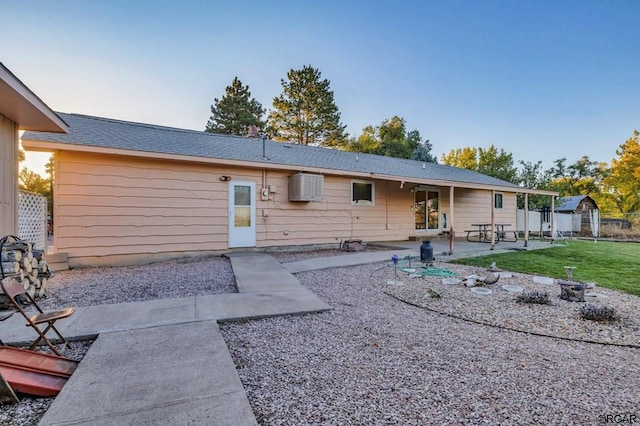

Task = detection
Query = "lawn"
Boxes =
[452,239,640,296]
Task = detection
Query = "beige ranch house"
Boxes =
[22,113,556,267]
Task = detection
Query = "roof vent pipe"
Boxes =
[261,132,266,159]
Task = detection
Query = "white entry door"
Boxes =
[228,181,256,247]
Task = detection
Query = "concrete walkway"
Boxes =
[0,239,554,425]
[2,252,331,426]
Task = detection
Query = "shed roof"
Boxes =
[22,113,554,194]
[0,62,68,132]
[556,195,598,212]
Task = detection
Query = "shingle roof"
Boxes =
[22,113,524,190]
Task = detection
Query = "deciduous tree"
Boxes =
[548,156,606,196]
[268,65,347,147]
[19,167,49,195]
[477,145,518,183]
[441,145,517,183]
[205,77,265,136]
[347,116,436,161]
[440,147,478,170]
[517,160,552,209]
[599,130,640,218]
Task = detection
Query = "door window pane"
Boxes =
[235,186,251,206]
[234,207,251,227]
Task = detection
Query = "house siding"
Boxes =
[54,151,517,266]
[55,152,232,264]
[451,188,517,235]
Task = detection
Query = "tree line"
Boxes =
[438,135,640,222]
[205,64,638,220]
[17,65,638,223]
[205,65,436,162]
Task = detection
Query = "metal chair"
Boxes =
[1,277,75,356]
[0,312,14,346]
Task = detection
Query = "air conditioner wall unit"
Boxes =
[288,173,323,202]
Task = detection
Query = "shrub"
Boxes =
[516,290,551,305]
[579,304,618,322]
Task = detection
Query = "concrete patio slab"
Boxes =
[283,249,416,273]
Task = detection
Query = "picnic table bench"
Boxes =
[465,224,518,243]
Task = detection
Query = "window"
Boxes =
[494,193,504,209]
[351,180,374,205]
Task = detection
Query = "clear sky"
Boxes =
[3,0,639,174]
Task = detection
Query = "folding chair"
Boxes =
[1,277,75,356]
[0,312,14,346]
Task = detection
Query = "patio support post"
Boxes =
[551,196,556,244]
[490,190,496,250]
[524,193,529,247]
[449,186,454,254]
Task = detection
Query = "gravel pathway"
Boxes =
[220,261,640,425]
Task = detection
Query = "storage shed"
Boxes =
[556,195,599,236]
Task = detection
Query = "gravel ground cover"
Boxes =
[0,255,234,425]
[37,255,236,310]
[384,262,640,347]
[220,261,640,425]
[2,253,638,424]
[268,249,346,263]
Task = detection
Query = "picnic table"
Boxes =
[466,223,517,243]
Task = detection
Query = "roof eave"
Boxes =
[0,63,68,133]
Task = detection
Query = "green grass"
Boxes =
[452,240,640,296]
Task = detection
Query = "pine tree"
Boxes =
[205,77,265,136]
[267,65,347,147]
